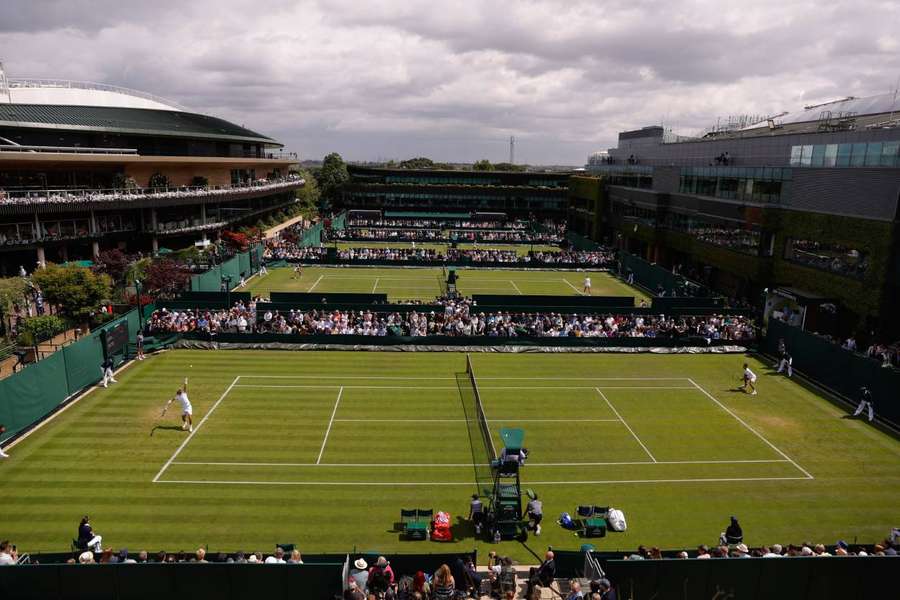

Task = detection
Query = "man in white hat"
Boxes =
[348,557,369,591]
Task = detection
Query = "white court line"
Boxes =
[152,375,241,483]
[306,274,324,292]
[372,277,380,292]
[170,459,790,468]
[478,377,692,380]
[236,375,690,380]
[233,385,460,389]
[239,375,459,379]
[332,418,622,423]
[562,278,586,295]
[687,378,814,480]
[316,387,344,464]
[156,475,813,487]
[595,387,657,463]
[480,386,697,390]
[509,280,523,295]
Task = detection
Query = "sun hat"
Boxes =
[376,556,389,567]
[354,558,368,570]
[247,554,259,563]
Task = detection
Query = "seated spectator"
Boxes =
[526,550,556,597]
[722,516,743,545]
[0,541,16,565]
[77,515,103,552]
[432,563,455,599]
[367,556,394,594]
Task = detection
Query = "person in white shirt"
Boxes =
[163,378,193,432]
[742,363,758,395]
[582,276,592,295]
[0,540,17,564]
[265,547,286,563]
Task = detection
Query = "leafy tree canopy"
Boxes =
[93,249,130,284]
[314,153,349,208]
[472,159,495,171]
[31,264,112,319]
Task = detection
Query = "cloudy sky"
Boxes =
[2,0,899,165]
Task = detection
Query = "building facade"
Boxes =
[574,94,900,337]
[0,72,301,273]
[338,165,569,217]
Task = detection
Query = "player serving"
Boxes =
[742,363,758,396]
[162,378,193,432]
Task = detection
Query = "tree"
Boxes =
[144,259,191,298]
[17,314,66,346]
[93,249,130,284]
[295,169,320,216]
[31,264,112,320]
[492,162,526,172]
[399,157,435,169]
[314,152,349,210]
[148,172,170,190]
[473,159,495,171]
[221,230,250,251]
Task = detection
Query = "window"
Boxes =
[800,145,814,167]
[836,144,852,167]
[883,141,899,167]
[811,144,826,167]
[785,239,868,278]
[850,143,867,167]
[865,142,883,166]
[824,144,838,167]
[789,145,802,167]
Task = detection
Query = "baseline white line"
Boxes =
[170,459,791,468]
[236,375,689,380]
[477,377,691,380]
[372,277,379,292]
[595,387,657,463]
[331,418,622,423]
[156,475,813,487]
[306,274,324,292]
[509,280,523,295]
[239,375,459,379]
[480,386,697,390]
[152,375,240,483]
[316,386,344,464]
[562,278,586,295]
[687,378,814,480]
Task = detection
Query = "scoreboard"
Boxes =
[102,321,129,357]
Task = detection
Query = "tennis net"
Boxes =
[467,354,497,462]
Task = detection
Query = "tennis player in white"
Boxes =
[742,363,758,395]
[582,276,592,295]
[163,378,193,432]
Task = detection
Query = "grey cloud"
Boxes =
[1,0,898,164]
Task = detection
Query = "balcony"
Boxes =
[0,177,305,215]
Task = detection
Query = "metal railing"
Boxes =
[0,177,305,206]
[0,144,138,155]
[7,78,187,111]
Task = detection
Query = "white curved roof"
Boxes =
[4,79,185,111]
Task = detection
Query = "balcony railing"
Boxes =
[0,144,139,155]
[0,177,304,206]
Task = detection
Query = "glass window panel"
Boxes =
[824,144,838,167]
[811,144,826,167]
[800,145,814,166]
[836,144,852,167]
[850,143,867,166]
[865,142,883,166]
[789,146,802,167]
[882,141,899,167]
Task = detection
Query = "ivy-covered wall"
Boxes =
[770,209,896,322]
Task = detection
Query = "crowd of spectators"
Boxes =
[0,176,303,206]
[446,249,520,263]
[347,218,530,230]
[265,242,327,261]
[693,227,760,254]
[147,303,756,340]
[338,247,440,261]
[788,240,869,278]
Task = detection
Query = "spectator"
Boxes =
[265,547,286,564]
[0,541,16,565]
[287,549,303,564]
[367,556,394,594]
[78,516,103,552]
[348,557,369,591]
[78,551,95,564]
[432,563,455,600]
[526,550,556,598]
[0,424,8,459]
[567,580,584,599]
[196,548,208,563]
[722,516,743,545]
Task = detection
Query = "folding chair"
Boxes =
[400,508,430,540]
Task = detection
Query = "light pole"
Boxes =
[134,279,144,329]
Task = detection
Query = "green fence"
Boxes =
[619,251,712,297]
[567,231,605,251]
[0,307,146,445]
[765,319,900,427]
[0,562,344,600]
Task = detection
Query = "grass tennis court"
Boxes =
[3,351,899,560]
[244,266,647,304]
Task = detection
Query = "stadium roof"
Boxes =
[0,103,280,146]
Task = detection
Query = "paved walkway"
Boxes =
[0,325,88,380]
